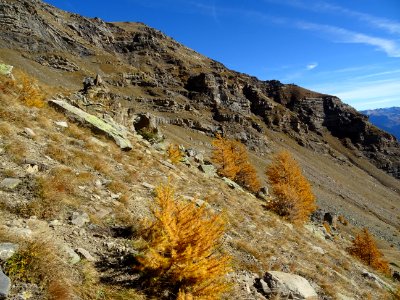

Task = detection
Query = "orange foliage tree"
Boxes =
[17,72,46,108]
[211,134,261,192]
[167,143,184,164]
[265,150,316,224]
[136,183,231,299]
[347,228,390,274]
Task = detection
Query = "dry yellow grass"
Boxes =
[4,138,27,163]
[27,167,79,219]
[3,238,74,300]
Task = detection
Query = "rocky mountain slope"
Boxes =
[361,107,400,140]
[1,0,400,180]
[0,0,400,299]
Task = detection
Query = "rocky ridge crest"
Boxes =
[1,0,399,179]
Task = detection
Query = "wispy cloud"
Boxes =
[296,21,400,57]
[189,1,220,23]
[265,0,400,35]
[306,63,318,70]
[314,2,400,35]
[305,77,400,110]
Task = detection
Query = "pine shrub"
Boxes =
[347,228,390,274]
[265,151,316,224]
[136,183,231,299]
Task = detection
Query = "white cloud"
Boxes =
[266,0,400,35]
[306,78,400,110]
[306,63,318,70]
[314,2,400,35]
[296,21,400,57]
[334,80,400,100]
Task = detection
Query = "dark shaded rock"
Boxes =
[324,212,338,228]
[393,270,400,281]
[310,209,325,223]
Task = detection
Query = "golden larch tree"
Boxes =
[167,143,184,164]
[211,134,260,192]
[211,134,240,179]
[136,183,231,299]
[347,228,390,274]
[265,150,316,224]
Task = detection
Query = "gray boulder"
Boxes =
[262,271,318,300]
[0,267,10,300]
[76,248,95,262]
[0,243,18,261]
[49,99,132,150]
[222,177,243,190]
[0,178,21,191]
[70,212,90,227]
[198,164,216,177]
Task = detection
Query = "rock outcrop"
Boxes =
[0,0,399,179]
[256,271,318,300]
[49,99,133,150]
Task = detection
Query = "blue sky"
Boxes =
[44,0,400,110]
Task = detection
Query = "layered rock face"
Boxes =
[1,0,399,179]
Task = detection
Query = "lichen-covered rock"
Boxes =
[0,64,12,76]
[49,99,132,150]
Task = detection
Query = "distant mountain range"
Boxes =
[361,107,400,140]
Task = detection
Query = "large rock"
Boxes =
[0,267,10,300]
[0,243,18,261]
[222,177,243,191]
[70,212,90,227]
[49,99,132,150]
[0,64,13,76]
[261,271,318,300]
[198,164,216,177]
[0,178,21,191]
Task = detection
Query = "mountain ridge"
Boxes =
[2,0,399,180]
[0,0,400,299]
[361,107,400,140]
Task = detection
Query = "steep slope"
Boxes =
[1,0,399,180]
[0,0,400,298]
[0,68,398,300]
[361,107,400,140]
[0,0,399,250]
